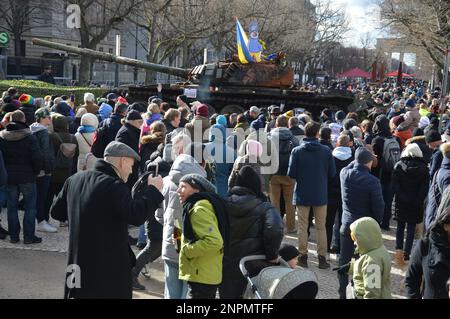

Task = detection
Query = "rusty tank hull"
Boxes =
[126,83,356,118]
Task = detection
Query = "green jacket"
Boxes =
[179,199,224,285]
[349,217,392,299]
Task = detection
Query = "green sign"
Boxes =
[0,32,10,48]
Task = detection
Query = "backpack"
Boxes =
[381,137,401,174]
[91,125,108,158]
[55,134,77,169]
[277,137,295,175]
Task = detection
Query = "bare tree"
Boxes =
[73,0,142,85]
[289,0,348,83]
[380,0,450,71]
[360,32,375,70]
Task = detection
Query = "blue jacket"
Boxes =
[340,161,384,227]
[424,155,450,230]
[287,137,336,206]
[207,124,236,197]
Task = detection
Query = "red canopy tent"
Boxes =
[336,68,371,78]
[386,71,411,77]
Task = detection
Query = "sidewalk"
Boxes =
[0,214,407,299]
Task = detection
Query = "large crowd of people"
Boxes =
[0,81,449,299]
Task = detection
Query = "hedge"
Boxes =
[0,80,108,107]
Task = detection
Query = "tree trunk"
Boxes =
[79,56,92,86]
[14,36,22,75]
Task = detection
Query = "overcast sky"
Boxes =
[325,0,384,48]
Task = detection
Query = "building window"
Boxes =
[99,47,104,52]
[108,48,113,54]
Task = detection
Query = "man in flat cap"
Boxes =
[50,141,164,299]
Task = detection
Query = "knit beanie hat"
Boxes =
[279,244,300,262]
[355,147,375,165]
[180,173,216,193]
[126,110,142,121]
[196,104,209,118]
[80,113,99,128]
[425,130,442,144]
[18,94,34,106]
[106,93,117,101]
[234,166,262,195]
[405,98,416,108]
[34,107,51,121]
[246,139,263,157]
[412,127,424,137]
[128,102,146,114]
[216,115,227,127]
[392,115,405,127]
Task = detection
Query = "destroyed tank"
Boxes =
[32,38,356,117]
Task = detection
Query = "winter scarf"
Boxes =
[77,125,97,134]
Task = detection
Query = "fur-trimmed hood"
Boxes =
[0,122,31,141]
[141,131,165,145]
[405,135,426,146]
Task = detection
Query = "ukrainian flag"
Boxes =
[236,18,254,64]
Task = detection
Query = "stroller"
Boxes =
[239,255,319,299]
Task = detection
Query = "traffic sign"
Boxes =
[0,32,10,48]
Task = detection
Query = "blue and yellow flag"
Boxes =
[236,18,254,64]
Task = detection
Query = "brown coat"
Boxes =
[82,102,99,115]
[184,115,211,143]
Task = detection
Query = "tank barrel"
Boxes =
[32,38,190,79]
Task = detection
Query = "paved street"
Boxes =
[0,213,407,299]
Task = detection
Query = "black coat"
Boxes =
[319,139,333,151]
[32,128,55,174]
[328,150,353,201]
[0,122,42,185]
[430,148,444,179]
[220,186,284,298]
[69,117,81,135]
[115,123,141,189]
[371,115,400,183]
[405,231,450,299]
[406,136,432,164]
[139,132,164,174]
[50,160,164,299]
[100,113,124,145]
[392,157,429,224]
[19,105,36,126]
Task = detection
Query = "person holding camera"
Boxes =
[50,141,164,299]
